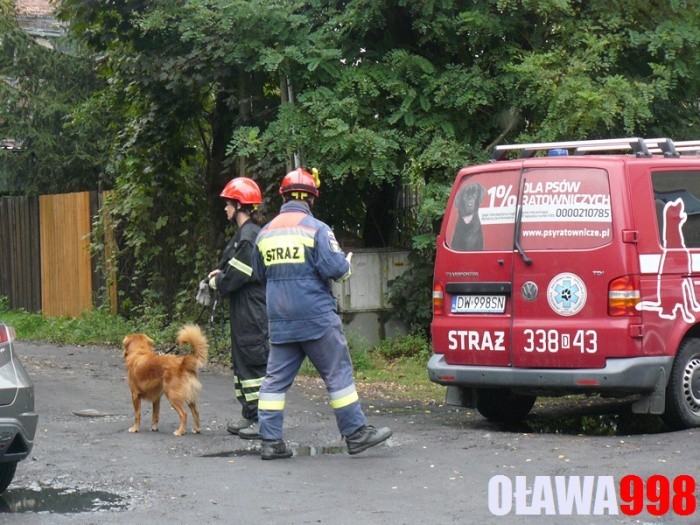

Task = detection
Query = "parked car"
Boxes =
[429,137,700,429]
[0,322,38,493]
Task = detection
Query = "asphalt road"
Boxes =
[3,339,699,524]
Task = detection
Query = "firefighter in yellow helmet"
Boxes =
[242,168,393,459]
[207,177,269,437]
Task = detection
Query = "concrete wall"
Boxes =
[332,249,412,346]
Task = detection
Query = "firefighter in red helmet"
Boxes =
[220,176,263,205]
[278,167,320,199]
[207,177,269,437]
[242,167,393,459]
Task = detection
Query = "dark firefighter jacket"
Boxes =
[213,220,269,353]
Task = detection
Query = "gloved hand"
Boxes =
[207,269,220,290]
[334,251,353,283]
[196,279,212,306]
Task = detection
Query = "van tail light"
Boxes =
[608,275,640,316]
[433,281,444,316]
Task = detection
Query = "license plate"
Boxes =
[451,295,506,314]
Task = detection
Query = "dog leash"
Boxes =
[162,298,219,354]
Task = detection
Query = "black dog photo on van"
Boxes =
[450,182,485,251]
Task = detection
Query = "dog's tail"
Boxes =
[177,324,209,369]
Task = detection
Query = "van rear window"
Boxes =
[446,168,612,252]
[445,170,519,251]
[652,170,700,248]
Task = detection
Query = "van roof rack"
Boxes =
[490,137,698,161]
[650,140,700,155]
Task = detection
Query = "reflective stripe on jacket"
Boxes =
[253,201,350,343]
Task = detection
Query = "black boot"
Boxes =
[238,422,261,439]
[226,417,256,435]
[261,439,293,460]
[345,425,393,455]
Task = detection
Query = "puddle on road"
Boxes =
[201,448,261,457]
[0,487,126,514]
[293,445,347,457]
[201,444,347,458]
[495,413,670,436]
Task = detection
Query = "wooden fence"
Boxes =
[0,195,41,312]
[0,191,115,317]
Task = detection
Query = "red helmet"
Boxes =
[279,168,319,197]
[219,177,262,205]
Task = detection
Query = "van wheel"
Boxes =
[476,389,536,421]
[663,338,700,430]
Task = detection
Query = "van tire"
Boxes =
[663,338,700,430]
[476,389,536,421]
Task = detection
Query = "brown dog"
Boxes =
[122,324,208,436]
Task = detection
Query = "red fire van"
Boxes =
[429,137,700,429]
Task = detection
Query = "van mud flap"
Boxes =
[445,385,476,408]
[631,367,667,415]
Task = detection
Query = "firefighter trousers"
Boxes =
[258,317,367,440]
[231,336,268,421]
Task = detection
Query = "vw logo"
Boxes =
[521,281,538,301]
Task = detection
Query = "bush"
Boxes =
[387,250,434,337]
[373,332,431,361]
[349,349,374,372]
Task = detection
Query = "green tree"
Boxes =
[497,0,700,140]
[57,0,308,317]
[0,0,107,194]
[54,0,700,329]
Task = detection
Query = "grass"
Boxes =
[0,299,445,403]
[300,350,444,403]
